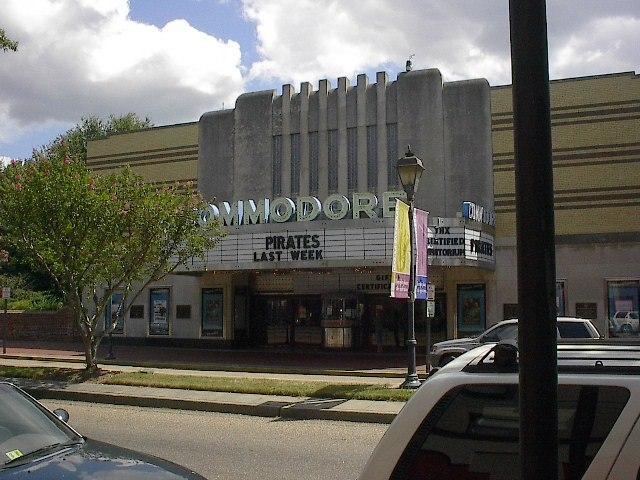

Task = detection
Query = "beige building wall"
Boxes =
[491,71,640,238]
[86,122,199,193]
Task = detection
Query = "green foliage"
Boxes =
[0,28,18,52]
[0,153,223,374]
[33,114,152,164]
[0,274,62,311]
[103,372,414,402]
[0,366,89,382]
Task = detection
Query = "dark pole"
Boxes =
[2,299,7,354]
[509,1,558,479]
[425,304,431,373]
[402,198,421,388]
[106,330,115,360]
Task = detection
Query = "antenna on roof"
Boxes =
[406,53,415,72]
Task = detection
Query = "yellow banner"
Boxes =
[392,200,410,275]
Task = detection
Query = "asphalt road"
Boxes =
[41,400,388,480]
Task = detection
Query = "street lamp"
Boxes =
[397,146,425,389]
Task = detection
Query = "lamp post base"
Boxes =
[401,374,422,389]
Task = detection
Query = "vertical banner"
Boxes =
[414,208,428,300]
[391,199,429,299]
[391,200,410,298]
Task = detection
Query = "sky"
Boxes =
[1,0,638,163]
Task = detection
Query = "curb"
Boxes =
[24,387,398,424]
[1,353,423,379]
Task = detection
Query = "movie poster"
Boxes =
[149,288,170,335]
[457,284,486,334]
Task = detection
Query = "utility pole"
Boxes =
[509,1,558,479]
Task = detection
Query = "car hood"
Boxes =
[433,337,481,350]
[0,439,205,480]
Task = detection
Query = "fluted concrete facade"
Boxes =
[199,68,494,216]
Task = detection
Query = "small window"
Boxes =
[558,321,591,338]
[176,305,191,319]
[607,280,640,338]
[392,384,629,480]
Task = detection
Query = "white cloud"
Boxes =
[0,0,245,149]
[550,16,640,79]
[242,0,638,88]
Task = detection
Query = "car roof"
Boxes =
[433,341,640,377]
[498,317,594,325]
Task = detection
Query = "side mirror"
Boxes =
[53,408,70,423]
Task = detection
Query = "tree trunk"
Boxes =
[81,333,100,376]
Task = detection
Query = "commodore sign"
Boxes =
[200,191,407,227]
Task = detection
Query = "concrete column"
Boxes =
[356,74,368,191]
[233,90,274,200]
[198,109,235,202]
[376,72,388,195]
[281,84,294,196]
[299,82,311,195]
[443,79,493,216]
[318,79,330,198]
[337,77,349,193]
[397,69,445,216]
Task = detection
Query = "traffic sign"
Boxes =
[1,287,10,300]
[427,283,435,301]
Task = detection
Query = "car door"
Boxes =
[386,383,631,480]
[606,405,640,479]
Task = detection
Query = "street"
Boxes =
[41,400,387,480]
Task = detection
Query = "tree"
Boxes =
[4,114,153,298]
[34,114,152,164]
[0,28,18,52]
[0,134,222,375]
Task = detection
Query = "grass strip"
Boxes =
[102,372,414,402]
[0,366,85,382]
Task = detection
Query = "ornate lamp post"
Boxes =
[397,147,425,389]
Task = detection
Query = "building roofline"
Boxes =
[491,70,639,90]
[89,120,199,144]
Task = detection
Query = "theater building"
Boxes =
[88,69,640,348]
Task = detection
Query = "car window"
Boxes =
[391,384,629,480]
[0,384,81,466]
[482,324,518,342]
[557,322,591,338]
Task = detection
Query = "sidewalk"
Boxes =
[8,377,404,424]
[0,340,424,424]
[0,340,431,377]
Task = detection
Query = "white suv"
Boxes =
[359,342,640,480]
[430,317,601,367]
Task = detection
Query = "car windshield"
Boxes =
[0,384,81,467]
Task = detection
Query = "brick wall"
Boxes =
[0,308,80,341]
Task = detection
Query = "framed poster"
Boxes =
[149,288,170,335]
[202,288,224,337]
[104,292,124,334]
[457,284,486,334]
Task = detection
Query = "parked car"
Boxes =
[610,311,640,335]
[359,341,640,480]
[429,317,600,367]
[0,382,205,479]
